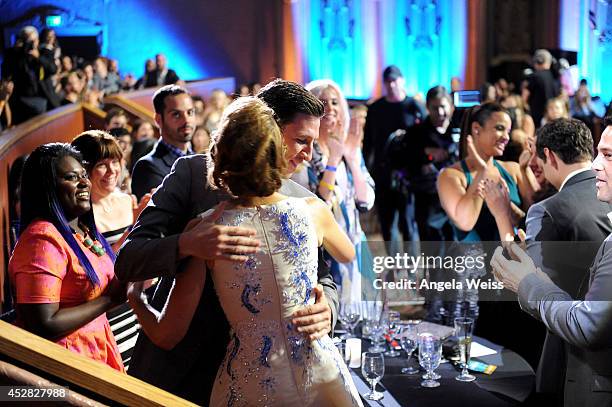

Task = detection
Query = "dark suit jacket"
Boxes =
[143,68,179,87]
[131,140,177,200]
[115,154,338,405]
[527,69,560,126]
[519,236,612,407]
[525,169,612,399]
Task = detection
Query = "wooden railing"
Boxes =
[116,77,236,113]
[102,95,160,139]
[0,321,196,406]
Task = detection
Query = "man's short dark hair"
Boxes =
[104,107,128,126]
[152,85,190,115]
[256,79,324,127]
[536,118,593,164]
[603,115,612,129]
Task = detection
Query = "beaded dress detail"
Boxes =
[204,197,363,407]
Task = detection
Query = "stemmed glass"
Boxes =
[362,352,385,401]
[384,310,401,357]
[335,342,351,366]
[399,320,420,374]
[454,317,476,382]
[339,302,360,339]
[418,333,442,388]
[368,319,386,352]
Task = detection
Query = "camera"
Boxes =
[453,90,481,108]
[23,40,35,53]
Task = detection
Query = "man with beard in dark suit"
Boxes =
[131,85,195,200]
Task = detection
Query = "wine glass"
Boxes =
[418,333,442,388]
[454,317,476,382]
[335,342,351,366]
[362,352,385,401]
[421,343,442,381]
[339,302,361,339]
[384,310,401,357]
[368,319,386,352]
[399,320,420,374]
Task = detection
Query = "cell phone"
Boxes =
[453,90,481,108]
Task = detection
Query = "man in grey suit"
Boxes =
[116,80,336,405]
[525,118,612,403]
[491,116,612,407]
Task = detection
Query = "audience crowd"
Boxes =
[3,24,612,406]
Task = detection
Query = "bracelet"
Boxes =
[320,180,335,191]
[325,165,337,172]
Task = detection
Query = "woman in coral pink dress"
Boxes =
[9,143,125,372]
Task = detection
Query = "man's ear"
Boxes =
[154,113,162,130]
[544,147,559,169]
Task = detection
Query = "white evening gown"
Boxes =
[203,197,363,407]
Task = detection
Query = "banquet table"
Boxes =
[349,336,535,407]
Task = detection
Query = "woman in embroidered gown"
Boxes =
[128,97,364,406]
[8,143,125,371]
[291,79,375,305]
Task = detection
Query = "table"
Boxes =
[351,336,535,407]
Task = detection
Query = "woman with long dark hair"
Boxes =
[438,102,537,241]
[9,143,125,371]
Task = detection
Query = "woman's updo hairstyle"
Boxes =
[211,97,287,198]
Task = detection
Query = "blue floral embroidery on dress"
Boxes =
[227,333,240,380]
[260,336,272,367]
[241,284,261,314]
[262,203,317,308]
[227,385,238,407]
[244,256,258,270]
[260,376,275,392]
[279,212,308,249]
[294,271,313,305]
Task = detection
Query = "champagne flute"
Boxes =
[454,317,476,382]
[384,310,401,357]
[335,342,351,365]
[418,333,442,388]
[362,352,385,401]
[339,302,361,339]
[399,320,420,374]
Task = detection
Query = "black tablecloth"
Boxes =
[352,336,535,407]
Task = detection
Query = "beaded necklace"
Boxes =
[72,223,106,257]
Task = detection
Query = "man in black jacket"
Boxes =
[1,26,59,123]
[116,80,336,405]
[131,85,195,200]
[363,65,426,250]
[144,53,180,88]
[527,49,560,127]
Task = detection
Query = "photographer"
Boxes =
[1,26,60,124]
